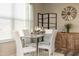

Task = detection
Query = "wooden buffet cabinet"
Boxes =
[55,32,79,53]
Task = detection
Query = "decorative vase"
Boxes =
[66,28,70,33]
[65,23,72,33]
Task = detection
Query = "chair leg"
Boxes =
[52,51,55,56]
[49,50,55,56]
[32,52,34,56]
[48,50,52,56]
[38,48,40,56]
[52,52,54,56]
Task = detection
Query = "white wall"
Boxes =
[33,3,79,32]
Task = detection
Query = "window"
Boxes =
[0,4,12,40]
[14,3,26,31]
[0,19,11,40]
[0,3,32,40]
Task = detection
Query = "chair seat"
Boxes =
[38,44,50,49]
[23,46,36,53]
[27,43,36,47]
[39,42,50,45]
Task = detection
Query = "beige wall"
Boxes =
[32,3,45,27]
[33,3,79,32]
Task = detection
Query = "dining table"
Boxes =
[21,32,45,56]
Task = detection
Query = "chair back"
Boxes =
[23,29,31,37]
[13,31,23,56]
[22,29,31,44]
[43,29,53,44]
[49,30,57,53]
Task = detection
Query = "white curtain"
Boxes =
[14,3,33,35]
[0,4,12,40]
[14,3,26,31]
[0,3,33,40]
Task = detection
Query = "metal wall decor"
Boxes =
[38,13,57,29]
[61,6,77,21]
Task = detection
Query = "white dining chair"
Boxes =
[22,29,36,47]
[13,31,36,56]
[39,29,53,45]
[38,29,57,56]
[22,29,31,44]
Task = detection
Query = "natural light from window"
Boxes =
[0,3,32,40]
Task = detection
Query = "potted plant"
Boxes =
[64,23,72,33]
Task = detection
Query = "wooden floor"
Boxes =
[24,49,64,56]
[0,41,79,56]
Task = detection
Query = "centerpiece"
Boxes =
[64,23,72,33]
[34,26,45,34]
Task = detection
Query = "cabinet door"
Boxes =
[75,39,79,50]
[55,33,62,48]
[74,34,79,50]
[60,33,67,48]
[55,33,67,49]
[67,34,75,50]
